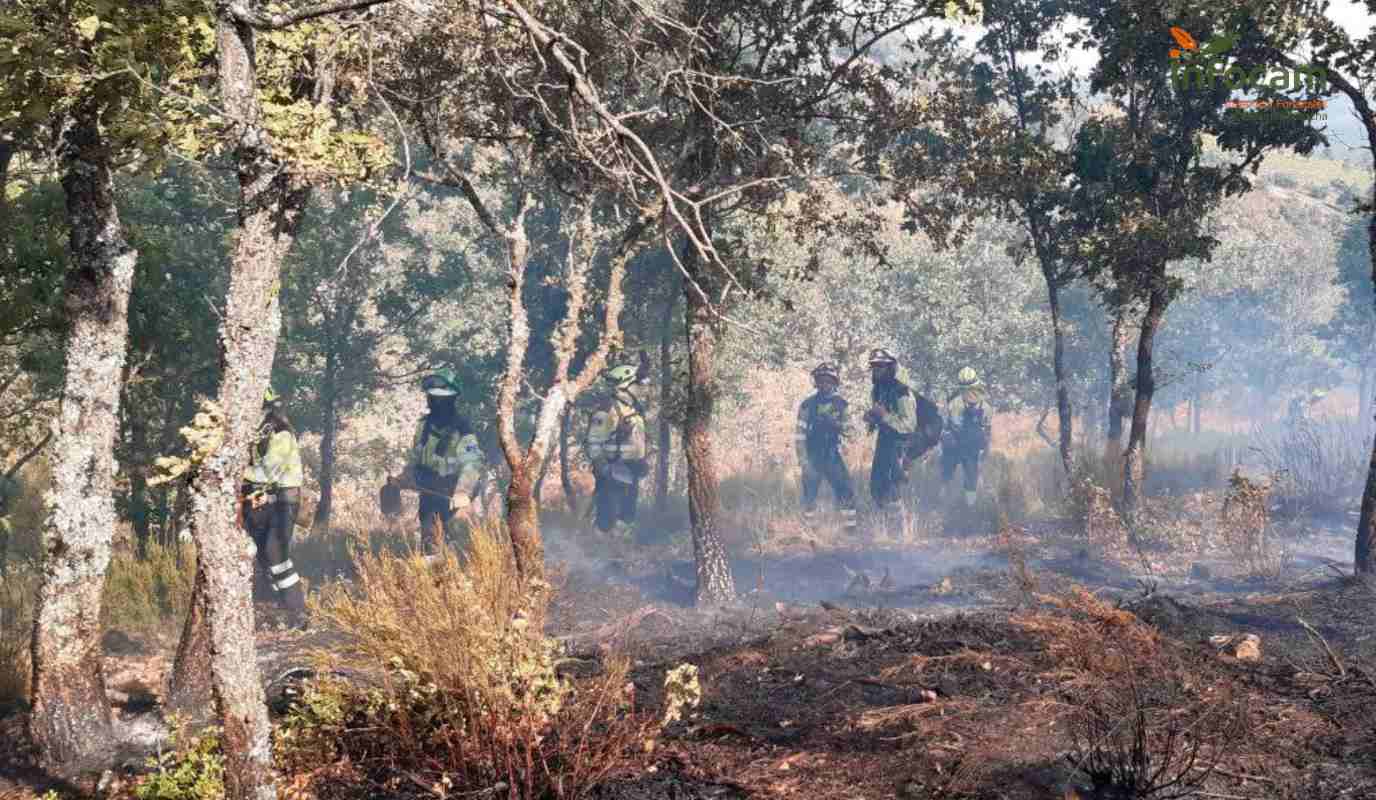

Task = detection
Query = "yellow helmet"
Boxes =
[957,367,979,387]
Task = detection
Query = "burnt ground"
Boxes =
[3,513,1376,800]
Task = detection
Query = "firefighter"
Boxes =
[862,348,919,514]
[242,387,307,629]
[941,367,992,507]
[795,362,858,531]
[395,368,487,561]
[584,363,648,539]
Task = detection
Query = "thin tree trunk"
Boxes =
[1354,210,1376,576]
[0,140,13,262]
[1359,362,1370,428]
[1047,277,1074,476]
[1107,304,1130,450]
[1122,287,1168,516]
[681,243,736,607]
[171,9,313,799]
[558,405,578,513]
[28,105,137,768]
[655,284,675,512]
[313,371,338,530]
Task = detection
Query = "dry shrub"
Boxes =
[101,541,196,634]
[0,567,37,710]
[1070,476,1127,556]
[1248,417,1368,513]
[1220,470,1290,579]
[1015,590,1247,799]
[293,522,656,798]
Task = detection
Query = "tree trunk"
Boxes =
[1047,277,1074,476]
[165,567,212,714]
[28,106,137,768]
[558,405,578,513]
[1122,287,1168,516]
[680,245,736,607]
[655,285,676,512]
[506,461,542,577]
[1106,304,1131,450]
[0,140,13,262]
[313,379,338,530]
[170,10,313,799]
[1354,211,1376,575]
[1359,362,1370,429]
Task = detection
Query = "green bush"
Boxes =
[134,723,225,800]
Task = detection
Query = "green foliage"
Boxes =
[134,723,225,800]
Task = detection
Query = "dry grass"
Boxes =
[1014,589,1249,799]
[102,541,196,635]
[288,521,658,799]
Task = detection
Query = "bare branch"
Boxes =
[226,0,396,30]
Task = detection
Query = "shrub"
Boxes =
[1220,470,1289,579]
[133,720,225,800]
[1016,590,1248,799]
[101,541,196,634]
[297,521,658,799]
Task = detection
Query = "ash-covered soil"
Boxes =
[3,514,1375,799]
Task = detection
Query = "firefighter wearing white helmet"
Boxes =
[863,348,920,513]
[583,362,648,538]
[241,386,307,629]
[941,366,992,507]
[394,368,488,561]
[795,362,858,530]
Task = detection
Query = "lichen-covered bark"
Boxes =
[170,7,310,799]
[681,248,736,607]
[28,105,136,768]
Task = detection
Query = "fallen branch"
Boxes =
[1297,615,1345,678]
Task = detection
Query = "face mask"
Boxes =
[427,395,457,422]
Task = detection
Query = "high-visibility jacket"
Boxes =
[796,392,850,465]
[244,427,303,489]
[585,390,647,471]
[408,418,486,498]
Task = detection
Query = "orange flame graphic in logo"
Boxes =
[1169,26,1197,58]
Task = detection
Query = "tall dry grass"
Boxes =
[285,521,658,798]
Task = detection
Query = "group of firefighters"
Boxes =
[238,347,992,626]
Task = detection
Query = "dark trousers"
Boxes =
[941,445,981,491]
[243,486,305,618]
[801,451,856,511]
[870,434,907,508]
[416,471,460,555]
[593,472,639,532]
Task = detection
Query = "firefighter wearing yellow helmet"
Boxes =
[941,367,992,507]
[241,386,307,629]
[583,361,648,538]
[795,363,857,530]
[395,368,488,561]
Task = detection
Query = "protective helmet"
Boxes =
[868,348,898,367]
[605,364,636,389]
[812,362,840,383]
[957,367,980,387]
[421,368,460,397]
[264,387,281,404]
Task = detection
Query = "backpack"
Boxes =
[905,394,944,464]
